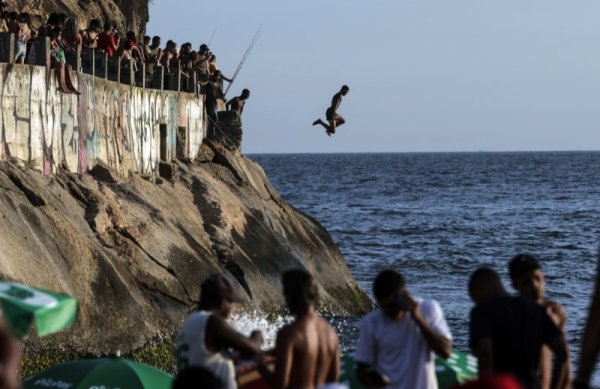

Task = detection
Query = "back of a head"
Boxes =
[341,84,350,91]
[241,89,250,98]
[469,267,506,302]
[508,254,541,281]
[104,21,113,32]
[282,269,319,315]
[173,367,226,389]
[373,269,405,300]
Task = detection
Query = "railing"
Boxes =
[0,32,197,93]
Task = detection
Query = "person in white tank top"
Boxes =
[175,273,263,388]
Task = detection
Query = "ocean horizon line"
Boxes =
[247,149,600,156]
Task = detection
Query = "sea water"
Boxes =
[246,151,600,386]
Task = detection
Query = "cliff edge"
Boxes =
[0,139,371,356]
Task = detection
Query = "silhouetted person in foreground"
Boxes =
[313,85,349,136]
[0,317,20,389]
[175,273,262,389]
[574,253,600,389]
[355,269,452,389]
[508,254,571,389]
[226,89,250,116]
[259,269,340,389]
[468,267,569,389]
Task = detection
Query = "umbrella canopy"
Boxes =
[22,357,173,389]
[0,281,77,339]
[436,351,478,388]
[340,351,478,389]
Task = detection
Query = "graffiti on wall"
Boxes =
[0,64,207,176]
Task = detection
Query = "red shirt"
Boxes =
[97,32,116,57]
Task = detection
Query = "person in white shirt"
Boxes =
[354,269,453,389]
[176,273,262,389]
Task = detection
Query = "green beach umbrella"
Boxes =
[340,351,478,389]
[22,357,173,389]
[0,281,77,339]
[436,351,478,388]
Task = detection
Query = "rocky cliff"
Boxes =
[0,140,371,358]
[4,0,149,37]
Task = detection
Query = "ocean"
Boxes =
[249,151,600,386]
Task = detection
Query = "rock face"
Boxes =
[4,0,149,37]
[0,141,371,355]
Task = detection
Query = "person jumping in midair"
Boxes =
[313,85,349,136]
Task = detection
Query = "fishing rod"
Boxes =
[224,25,263,97]
[208,28,217,47]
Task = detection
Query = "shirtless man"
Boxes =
[259,269,339,389]
[313,85,349,136]
[226,89,250,116]
[508,254,571,389]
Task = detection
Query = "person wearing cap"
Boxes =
[508,254,571,389]
[468,267,569,389]
[175,273,262,389]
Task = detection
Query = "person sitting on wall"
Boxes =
[50,27,80,94]
[62,17,82,67]
[226,89,251,116]
[97,22,118,58]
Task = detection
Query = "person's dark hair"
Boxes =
[51,26,62,38]
[282,269,319,315]
[8,11,18,21]
[88,19,101,30]
[173,367,226,389]
[104,21,114,31]
[57,13,67,25]
[152,35,161,43]
[508,254,541,281]
[144,35,151,42]
[341,84,350,91]
[469,266,503,294]
[241,89,250,98]
[18,13,30,24]
[126,31,136,41]
[373,269,405,300]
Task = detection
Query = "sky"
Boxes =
[147,1,600,154]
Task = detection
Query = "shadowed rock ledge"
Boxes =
[0,140,372,357]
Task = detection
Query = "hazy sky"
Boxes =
[147,1,600,154]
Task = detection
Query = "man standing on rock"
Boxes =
[176,273,263,389]
[259,269,340,388]
[313,85,349,136]
[226,89,251,116]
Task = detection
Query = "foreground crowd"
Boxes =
[173,254,600,389]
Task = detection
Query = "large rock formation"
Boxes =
[0,141,371,357]
[4,0,149,37]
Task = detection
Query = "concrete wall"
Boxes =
[0,63,206,176]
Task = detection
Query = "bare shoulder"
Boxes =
[544,299,567,327]
[317,317,339,343]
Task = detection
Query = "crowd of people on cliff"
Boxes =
[165,252,600,389]
[0,5,251,123]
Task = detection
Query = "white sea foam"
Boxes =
[229,312,293,348]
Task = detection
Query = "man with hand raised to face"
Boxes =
[355,269,453,389]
